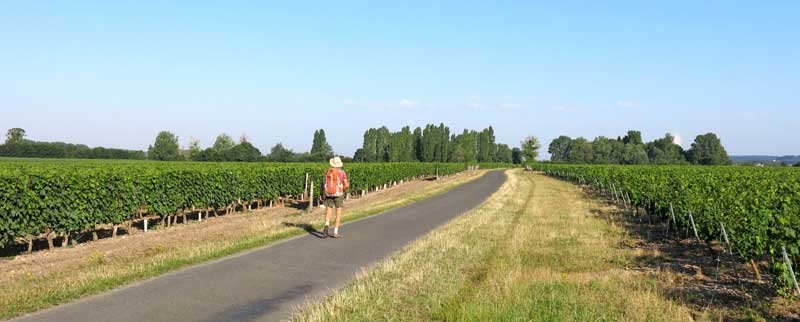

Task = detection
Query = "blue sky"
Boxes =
[1,1,798,157]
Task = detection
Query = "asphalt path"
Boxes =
[12,170,506,322]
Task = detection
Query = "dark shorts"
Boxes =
[324,196,345,209]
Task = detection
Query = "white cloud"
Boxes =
[340,98,422,109]
[398,98,417,108]
[464,95,483,110]
[465,102,519,111]
[465,102,482,109]
[673,133,683,146]
[341,96,518,111]
[463,95,521,111]
[616,101,637,108]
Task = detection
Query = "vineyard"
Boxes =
[534,163,800,293]
[0,160,510,251]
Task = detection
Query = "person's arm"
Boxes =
[342,171,350,190]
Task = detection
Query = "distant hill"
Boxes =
[730,155,800,164]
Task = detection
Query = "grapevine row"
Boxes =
[0,161,507,247]
[533,164,800,289]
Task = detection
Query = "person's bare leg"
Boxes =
[324,207,332,236]
[325,207,332,224]
[333,207,342,236]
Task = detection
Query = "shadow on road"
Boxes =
[282,222,326,239]
[196,284,313,322]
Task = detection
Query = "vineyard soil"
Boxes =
[589,188,800,321]
[0,170,485,320]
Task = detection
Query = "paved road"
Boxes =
[12,171,506,322]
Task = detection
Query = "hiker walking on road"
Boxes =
[323,156,349,238]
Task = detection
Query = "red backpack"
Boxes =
[324,168,347,197]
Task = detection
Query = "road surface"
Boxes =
[12,170,506,322]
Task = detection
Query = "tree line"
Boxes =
[3,126,529,164]
[353,124,525,164]
[546,130,731,165]
[0,128,146,160]
[147,129,335,162]
[7,126,735,166]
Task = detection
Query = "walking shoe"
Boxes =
[322,226,329,238]
[331,233,341,238]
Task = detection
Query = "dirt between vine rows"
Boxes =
[580,185,800,322]
[0,171,481,287]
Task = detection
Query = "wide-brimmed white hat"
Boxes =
[329,156,343,168]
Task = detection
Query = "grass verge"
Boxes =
[295,170,695,322]
[0,171,485,321]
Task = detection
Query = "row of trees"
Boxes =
[547,131,731,165]
[1,128,146,160]
[7,126,522,164]
[147,129,336,162]
[12,127,732,166]
[353,124,524,164]
[147,132,265,162]
[2,126,535,164]
[262,129,334,162]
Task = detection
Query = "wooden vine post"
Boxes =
[611,183,618,202]
[304,173,309,201]
[46,229,55,250]
[623,192,630,210]
[781,246,800,296]
[668,203,676,234]
[750,259,762,281]
[307,180,314,212]
[688,211,700,243]
[720,222,732,255]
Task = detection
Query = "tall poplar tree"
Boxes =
[310,129,333,161]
